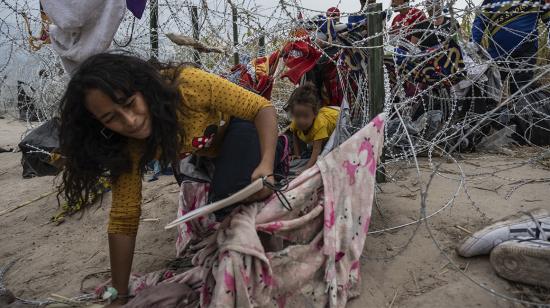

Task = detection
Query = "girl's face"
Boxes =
[291,103,316,131]
[85,89,152,139]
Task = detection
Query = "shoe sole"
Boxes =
[457,208,549,257]
[490,242,550,288]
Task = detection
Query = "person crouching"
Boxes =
[288,82,339,172]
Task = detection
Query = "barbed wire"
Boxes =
[1,0,550,305]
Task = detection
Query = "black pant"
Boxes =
[210,118,285,220]
[498,43,537,95]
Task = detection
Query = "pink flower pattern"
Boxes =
[121,114,385,308]
[358,137,377,175]
[342,160,360,185]
[224,271,236,292]
[257,221,283,233]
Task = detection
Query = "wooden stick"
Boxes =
[49,293,79,303]
[439,261,451,271]
[143,194,161,205]
[141,218,160,222]
[438,269,449,276]
[84,250,100,263]
[48,293,92,307]
[22,272,57,284]
[143,182,177,205]
[0,191,55,217]
[455,225,472,234]
[388,288,399,308]
[166,33,224,53]
[471,185,499,193]
[409,270,420,293]
[134,250,171,260]
[462,261,470,273]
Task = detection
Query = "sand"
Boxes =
[1,116,549,307]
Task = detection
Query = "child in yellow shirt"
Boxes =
[288,82,339,171]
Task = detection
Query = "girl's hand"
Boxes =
[250,161,273,182]
[248,162,274,202]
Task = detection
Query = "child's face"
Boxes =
[292,104,316,131]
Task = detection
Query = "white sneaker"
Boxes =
[457,209,550,257]
[490,239,550,288]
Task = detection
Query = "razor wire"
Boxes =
[1,0,550,305]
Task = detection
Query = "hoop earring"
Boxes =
[101,127,114,139]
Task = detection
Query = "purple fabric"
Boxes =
[126,0,147,19]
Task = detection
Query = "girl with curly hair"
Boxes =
[58,53,285,306]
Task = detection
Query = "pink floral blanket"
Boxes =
[124,114,385,307]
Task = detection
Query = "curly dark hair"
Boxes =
[58,52,184,209]
[287,82,322,114]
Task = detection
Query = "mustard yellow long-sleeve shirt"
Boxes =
[108,66,271,235]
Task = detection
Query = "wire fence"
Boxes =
[1,0,550,305]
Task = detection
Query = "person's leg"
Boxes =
[210,118,284,220]
[510,69,534,95]
[210,119,260,204]
[508,43,537,95]
[497,60,511,96]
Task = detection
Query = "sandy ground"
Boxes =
[1,116,550,307]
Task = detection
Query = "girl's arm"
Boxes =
[248,106,278,201]
[292,133,301,158]
[304,139,324,170]
[106,143,143,306]
[108,234,136,306]
[251,106,278,181]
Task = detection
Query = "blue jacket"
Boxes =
[348,14,366,24]
[472,0,550,59]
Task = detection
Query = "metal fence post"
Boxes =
[150,0,159,59]
[232,6,239,65]
[367,3,386,183]
[191,6,201,65]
